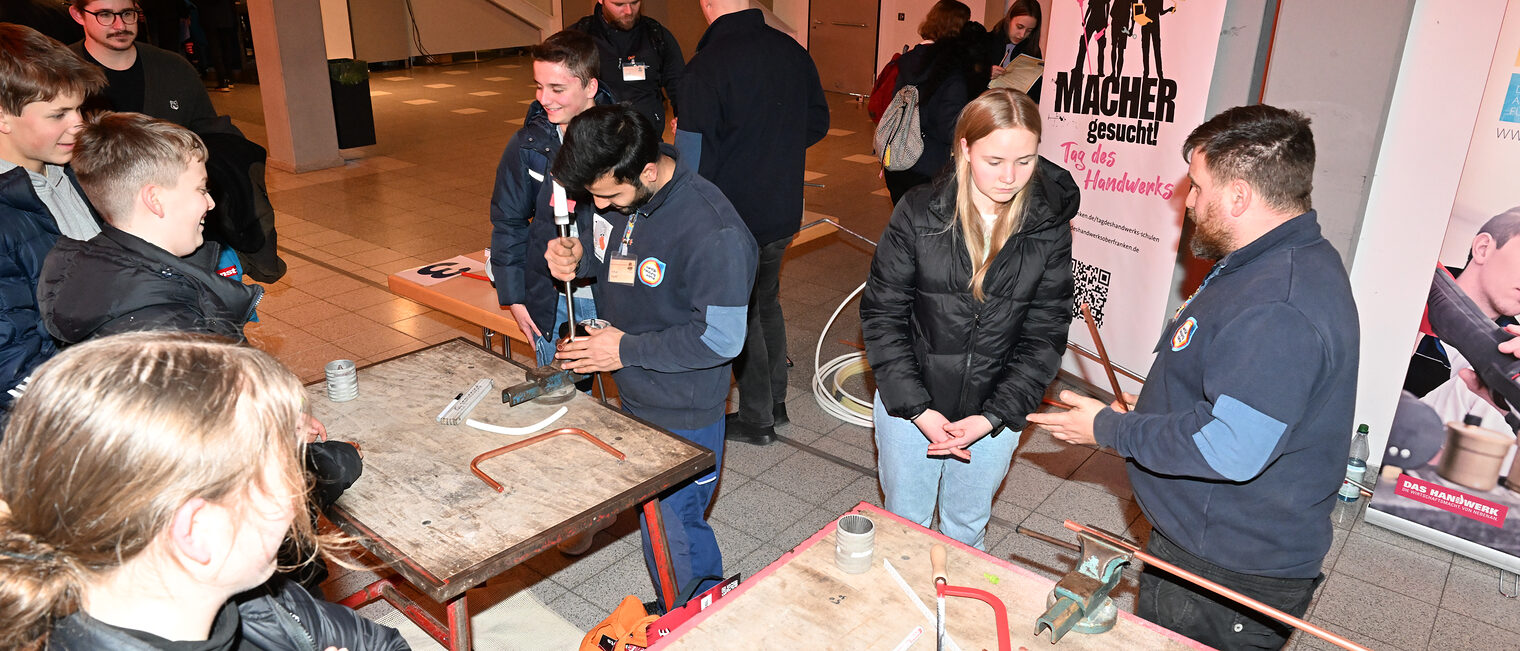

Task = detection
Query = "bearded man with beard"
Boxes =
[568,0,683,135]
[545,104,757,613]
[1028,104,1360,651]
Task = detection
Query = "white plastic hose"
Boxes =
[812,282,874,427]
[465,406,568,436]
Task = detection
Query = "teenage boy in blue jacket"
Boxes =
[546,104,757,612]
[491,30,614,367]
[0,24,104,409]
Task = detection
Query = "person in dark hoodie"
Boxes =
[678,0,829,446]
[546,104,757,611]
[38,111,260,344]
[884,0,990,203]
[1030,105,1358,650]
[862,89,1077,549]
[490,29,613,370]
[568,0,683,135]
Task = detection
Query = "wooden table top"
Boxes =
[388,250,528,344]
[312,339,716,602]
[652,503,1210,651]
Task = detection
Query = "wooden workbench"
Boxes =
[385,219,844,354]
[314,339,716,648]
[651,503,1210,650]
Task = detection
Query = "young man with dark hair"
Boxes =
[70,0,285,283]
[491,29,613,369]
[1030,104,1359,650]
[680,0,829,446]
[0,23,104,406]
[38,112,259,343]
[546,104,757,611]
[68,0,232,135]
[568,0,683,134]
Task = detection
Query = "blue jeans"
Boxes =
[873,392,1021,549]
[532,295,598,367]
[638,416,724,611]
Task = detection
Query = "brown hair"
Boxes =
[1182,104,1316,215]
[72,112,207,225]
[533,29,600,86]
[0,332,319,648]
[993,0,1043,56]
[918,0,971,42]
[951,88,1042,301]
[0,23,105,117]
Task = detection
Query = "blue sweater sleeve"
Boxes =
[620,223,757,372]
[1094,302,1327,482]
[489,133,537,307]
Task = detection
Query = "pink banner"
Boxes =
[1393,475,1508,528]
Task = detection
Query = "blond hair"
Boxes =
[0,332,320,648]
[951,88,1041,301]
[71,112,208,225]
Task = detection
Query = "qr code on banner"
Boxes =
[1072,259,1111,327]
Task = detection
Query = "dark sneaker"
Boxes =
[724,413,777,446]
[772,402,789,426]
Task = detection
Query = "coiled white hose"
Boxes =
[811,282,874,427]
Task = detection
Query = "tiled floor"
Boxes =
[211,56,1520,650]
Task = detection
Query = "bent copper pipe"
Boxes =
[1080,303,1127,412]
[470,427,626,493]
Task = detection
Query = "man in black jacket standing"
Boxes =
[678,0,829,446]
[569,0,684,135]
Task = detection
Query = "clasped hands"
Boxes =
[916,411,994,461]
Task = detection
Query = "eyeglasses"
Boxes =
[80,8,142,26]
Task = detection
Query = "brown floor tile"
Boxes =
[355,297,432,324]
[325,286,398,311]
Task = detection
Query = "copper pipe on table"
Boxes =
[1079,303,1127,412]
[1062,521,1372,651]
[1015,525,1081,552]
[470,427,626,493]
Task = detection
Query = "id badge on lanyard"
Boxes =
[622,57,647,81]
[608,216,639,285]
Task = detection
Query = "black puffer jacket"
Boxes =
[891,25,992,179]
[38,225,261,344]
[862,158,1078,432]
[48,575,410,650]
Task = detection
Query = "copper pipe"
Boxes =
[1015,525,1080,552]
[1041,398,1074,410]
[470,427,626,493]
[1062,521,1371,651]
[1066,344,1148,383]
[1080,304,1126,412]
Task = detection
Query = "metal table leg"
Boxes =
[643,497,680,609]
[339,576,473,650]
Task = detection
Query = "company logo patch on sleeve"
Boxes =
[217,265,239,278]
[1170,317,1198,351]
[638,257,665,287]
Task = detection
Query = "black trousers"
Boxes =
[884,168,931,205]
[734,235,792,426]
[1137,531,1322,651]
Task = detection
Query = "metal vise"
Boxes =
[501,366,587,406]
[1035,531,1133,643]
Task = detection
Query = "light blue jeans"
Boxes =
[532,295,598,367]
[873,392,1021,549]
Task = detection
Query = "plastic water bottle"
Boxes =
[1338,424,1370,502]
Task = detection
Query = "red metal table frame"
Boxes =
[318,339,712,650]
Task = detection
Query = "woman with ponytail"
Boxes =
[862,88,1078,549]
[0,332,406,650]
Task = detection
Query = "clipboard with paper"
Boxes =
[989,53,1044,94]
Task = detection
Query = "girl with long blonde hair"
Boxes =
[862,88,1078,548]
